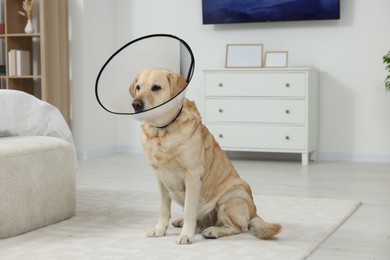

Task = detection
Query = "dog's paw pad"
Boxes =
[146,227,166,237]
[171,218,183,228]
[176,234,194,244]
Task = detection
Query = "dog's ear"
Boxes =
[168,73,187,97]
[129,76,139,98]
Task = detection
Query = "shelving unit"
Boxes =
[0,0,70,124]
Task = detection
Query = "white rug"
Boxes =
[0,188,361,260]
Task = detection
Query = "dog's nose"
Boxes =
[132,99,144,112]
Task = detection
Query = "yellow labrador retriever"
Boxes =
[130,68,281,244]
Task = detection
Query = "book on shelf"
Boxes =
[8,49,31,76]
[16,50,30,76]
[8,50,16,76]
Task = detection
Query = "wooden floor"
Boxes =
[77,153,390,259]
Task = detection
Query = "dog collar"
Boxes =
[156,105,184,129]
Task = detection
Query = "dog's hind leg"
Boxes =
[202,225,242,239]
[201,197,251,239]
[173,208,218,234]
[171,218,183,228]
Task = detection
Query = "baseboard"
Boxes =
[226,151,390,164]
[316,152,390,163]
[116,145,143,154]
[76,146,143,160]
[226,151,301,161]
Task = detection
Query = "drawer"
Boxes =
[204,72,306,97]
[205,99,306,124]
[206,124,306,150]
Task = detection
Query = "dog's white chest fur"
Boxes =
[141,127,195,206]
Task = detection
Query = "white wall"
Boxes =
[69,0,119,159]
[71,0,390,162]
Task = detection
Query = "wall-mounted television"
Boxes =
[202,0,340,25]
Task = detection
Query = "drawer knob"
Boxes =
[285,136,290,140]
[285,83,290,87]
[218,83,223,87]
[285,109,290,114]
[219,134,223,138]
[219,109,223,113]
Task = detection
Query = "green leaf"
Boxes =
[383,51,390,92]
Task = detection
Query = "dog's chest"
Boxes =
[143,133,182,165]
[141,121,202,204]
[143,133,188,193]
[150,149,187,204]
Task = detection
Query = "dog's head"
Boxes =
[129,68,187,113]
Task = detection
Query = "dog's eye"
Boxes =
[135,85,141,91]
[151,85,161,92]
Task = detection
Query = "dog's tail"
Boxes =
[248,215,281,239]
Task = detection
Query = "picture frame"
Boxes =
[264,51,289,68]
[225,44,263,68]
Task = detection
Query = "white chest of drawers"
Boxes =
[203,68,318,165]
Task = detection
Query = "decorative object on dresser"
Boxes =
[1,0,70,124]
[264,51,289,68]
[203,68,318,165]
[225,44,264,68]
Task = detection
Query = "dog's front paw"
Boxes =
[176,233,194,245]
[146,227,166,238]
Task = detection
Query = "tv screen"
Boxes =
[202,0,340,24]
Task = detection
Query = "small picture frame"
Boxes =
[264,51,289,68]
[225,44,263,68]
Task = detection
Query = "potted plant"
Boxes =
[384,51,390,92]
